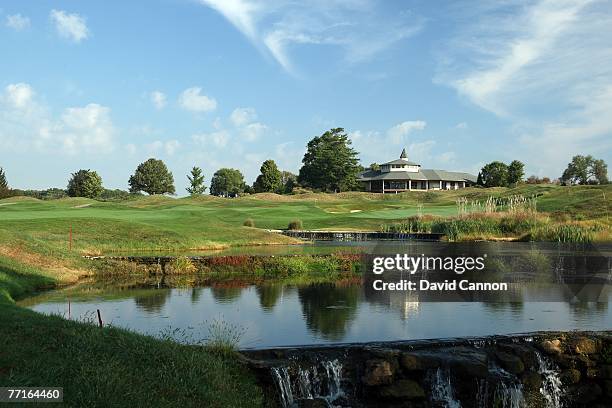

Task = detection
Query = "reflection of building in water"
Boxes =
[388,291,420,320]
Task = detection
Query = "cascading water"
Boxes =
[271,359,344,408]
[535,352,565,408]
[429,367,462,408]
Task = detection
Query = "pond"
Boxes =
[24,242,612,349]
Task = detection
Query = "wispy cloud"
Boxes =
[50,9,89,43]
[5,13,30,31]
[150,91,167,110]
[198,0,423,75]
[436,0,612,174]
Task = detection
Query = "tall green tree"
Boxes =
[129,158,175,195]
[281,171,297,194]
[298,128,361,192]
[253,160,282,193]
[480,161,509,187]
[369,163,380,171]
[0,167,9,197]
[507,160,525,185]
[561,155,608,185]
[186,166,206,196]
[67,169,104,198]
[210,168,246,196]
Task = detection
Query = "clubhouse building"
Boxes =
[358,149,477,193]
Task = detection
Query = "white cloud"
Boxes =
[192,130,230,148]
[50,9,89,43]
[57,104,114,154]
[146,139,181,155]
[179,87,217,113]
[437,0,612,175]
[386,120,427,144]
[241,122,267,141]
[230,107,257,126]
[198,0,423,74]
[5,14,30,31]
[455,122,468,130]
[4,83,34,109]
[0,83,114,154]
[150,91,167,110]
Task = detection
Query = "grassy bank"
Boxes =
[0,256,265,407]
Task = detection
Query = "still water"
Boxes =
[25,283,612,349]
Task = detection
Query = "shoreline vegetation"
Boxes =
[0,184,610,406]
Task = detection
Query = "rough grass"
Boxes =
[0,255,264,407]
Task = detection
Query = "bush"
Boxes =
[288,219,303,230]
[166,257,197,274]
[243,218,255,227]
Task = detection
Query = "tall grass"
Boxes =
[203,318,246,356]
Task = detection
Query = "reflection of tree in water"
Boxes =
[570,301,608,318]
[482,302,524,318]
[191,288,203,304]
[210,287,242,303]
[133,290,171,314]
[298,283,360,341]
[255,284,283,312]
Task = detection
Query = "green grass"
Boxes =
[0,256,265,407]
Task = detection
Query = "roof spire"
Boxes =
[400,148,407,159]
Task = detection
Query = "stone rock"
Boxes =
[297,398,330,408]
[552,353,577,369]
[586,367,601,379]
[560,369,581,385]
[539,339,563,355]
[521,371,543,391]
[363,359,394,386]
[568,383,603,405]
[499,344,539,369]
[495,351,525,375]
[602,365,612,379]
[379,379,426,400]
[604,380,612,398]
[569,337,601,355]
[576,354,596,369]
[401,347,488,378]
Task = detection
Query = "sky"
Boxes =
[1,0,611,195]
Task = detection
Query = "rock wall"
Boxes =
[241,331,612,407]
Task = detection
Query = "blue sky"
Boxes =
[1,0,610,194]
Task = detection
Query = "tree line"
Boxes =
[0,128,608,199]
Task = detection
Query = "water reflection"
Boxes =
[297,283,360,341]
[133,290,171,314]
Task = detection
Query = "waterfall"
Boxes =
[536,352,564,408]
[271,359,344,408]
[474,365,526,408]
[272,366,294,408]
[429,367,462,408]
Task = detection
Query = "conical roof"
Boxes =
[400,148,407,159]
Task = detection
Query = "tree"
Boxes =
[210,168,246,196]
[476,172,483,186]
[369,163,380,171]
[129,158,175,195]
[0,167,8,198]
[298,128,361,192]
[186,166,206,196]
[507,160,525,185]
[480,161,509,187]
[561,155,608,185]
[67,169,103,198]
[253,160,282,193]
[281,171,298,194]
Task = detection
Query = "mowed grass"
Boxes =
[0,184,609,256]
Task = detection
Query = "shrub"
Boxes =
[243,218,255,227]
[166,257,197,274]
[288,219,303,230]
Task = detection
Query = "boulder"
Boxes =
[499,344,539,369]
[379,379,425,400]
[560,369,581,385]
[363,359,394,386]
[521,371,543,391]
[401,348,488,378]
[570,337,601,355]
[586,367,601,379]
[568,383,603,405]
[539,339,563,355]
[495,351,525,375]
